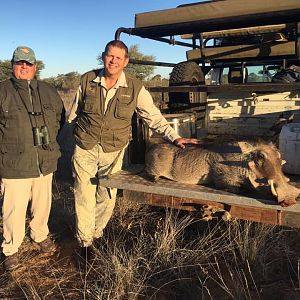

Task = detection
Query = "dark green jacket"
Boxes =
[0,76,63,178]
[74,69,143,152]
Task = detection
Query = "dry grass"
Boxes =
[1,178,300,299]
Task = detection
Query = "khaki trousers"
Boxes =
[73,144,124,247]
[1,173,53,256]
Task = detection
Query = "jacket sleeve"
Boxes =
[135,86,181,142]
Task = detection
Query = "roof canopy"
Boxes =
[132,0,300,38]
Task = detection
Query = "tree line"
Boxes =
[0,45,168,91]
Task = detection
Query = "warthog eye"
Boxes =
[254,151,267,167]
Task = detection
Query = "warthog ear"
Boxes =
[238,141,254,153]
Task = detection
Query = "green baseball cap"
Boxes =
[12,46,36,64]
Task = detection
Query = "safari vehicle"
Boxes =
[100,0,300,228]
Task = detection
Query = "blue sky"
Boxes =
[1,0,202,79]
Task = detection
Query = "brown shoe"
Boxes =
[33,237,57,253]
[4,253,20,271]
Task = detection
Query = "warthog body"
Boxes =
[145,142,300,207]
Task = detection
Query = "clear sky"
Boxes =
[1,0,203,79]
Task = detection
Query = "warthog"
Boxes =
[145,141,300,207]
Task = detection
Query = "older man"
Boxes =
[0,46,63,271]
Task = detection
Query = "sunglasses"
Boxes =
[14,61,34,67]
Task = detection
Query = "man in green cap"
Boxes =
[0,46,63,271]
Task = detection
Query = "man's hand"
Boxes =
[173,137,201,149]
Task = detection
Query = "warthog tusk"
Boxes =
[281,159,286,165]
[268,179,278,197]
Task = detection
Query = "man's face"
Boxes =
[102,46,129,78]
[13,61,37,80]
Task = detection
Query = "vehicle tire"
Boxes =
[169,62,206,107]
[169,61,205,86]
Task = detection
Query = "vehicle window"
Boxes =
[209,65,282,85]
[247,65,280,83]
[220,67,229,84]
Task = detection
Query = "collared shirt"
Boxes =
[66,70,180,142]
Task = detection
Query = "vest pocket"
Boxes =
[43,103,56,122]
[0,143,25,154]
[112,128,130,148]
[0,103,19,127]
[83,97,97,113]
[115,100,134,120]
[0,143,29,170]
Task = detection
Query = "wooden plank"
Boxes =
[100,166,300,227]
[206,120,277,135]
[122,190,300,228]
[208,116,279,124]
[281,211,300,228]
[102,173,274,209]
[205,110,300,135]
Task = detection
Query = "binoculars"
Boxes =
[33,126,50,146]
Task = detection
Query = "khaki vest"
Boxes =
[74,70,143,152]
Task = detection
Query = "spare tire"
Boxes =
[169,62,205,107]
[169,61,205,86]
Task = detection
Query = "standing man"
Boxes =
[67,40,199,252]
[0,46,63,271]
